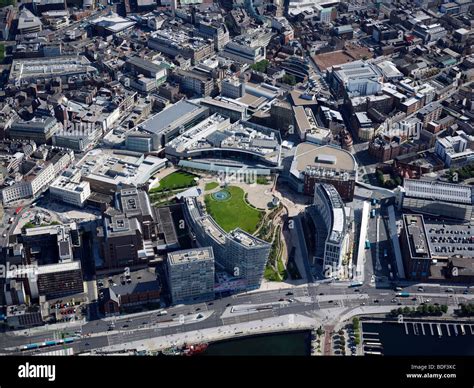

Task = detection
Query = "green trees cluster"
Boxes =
[250,60,270,73]
[352,317,361,346]
[449,164,474,182]
[376,170,402,189]
[282,74,296,86]
[456,303,474,317]
[390,304,448,317]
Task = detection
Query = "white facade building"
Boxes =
[311,183,350,277]
[50,170,91,207]
[403,178,474,205]
[435,131,474,167]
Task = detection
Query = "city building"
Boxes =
[78,149,167,194]
[5,305,44,329]
[166,114,282,173]
[221,28,273,64]
[137,100,209,150]
[200,97,247,122]
[9,117,62,144]
[293,106,332,144]
[49,169,91,207]
[400,214,432,280]
[8,56,97,86]
[17,9,42,35]
[399,178,474,221]
[90,12,136,36]
[221,78,245,99]
[2,149,74,204]
[328,61,383,97]
[104,268,161,313]
[306,183,351,277]
[166,247,215,304]
[174,68,214,97]
[148,28,214,64]
[183,196,271,290]
[289,143,357,200]
[435,131,474,167]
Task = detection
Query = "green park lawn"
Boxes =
[204,186,263,234]
[204,181,219,191]
[150,171,198,193]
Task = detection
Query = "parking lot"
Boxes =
[425,220,474,256]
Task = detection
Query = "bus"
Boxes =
[365,240,371,249]
[397,292,410,297]
[14,206,22,215]
[349,281,363,288]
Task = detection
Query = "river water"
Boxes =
[203,330,311,356]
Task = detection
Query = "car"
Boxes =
[195,308,201,311]
[411,297,417,301]
[328,300,333,303]
[463,289,469,294]
[418,286,424,292]
[208,302,214,306]
[226,303,231,307]
[122,325,129,328]
[142,322,147,325]
[278,298,284,302]
[171,313,176,317]
[319,293,324,296]
[397,303,402,306]
[187,312,192,315]
[286,292,294,296]
[354,289,360,292]
[373,299,379,303]
[2,233,6,237]
[446,288,454,293]
[391,299,397,303]
[361,303,366,306]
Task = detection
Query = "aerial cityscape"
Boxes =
[0,0,473,374]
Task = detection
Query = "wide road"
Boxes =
[2,282,471,355]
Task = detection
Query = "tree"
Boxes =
[250,60,270,73]
[282,74,296,86]
[422,304,429,314]
[352,317,360,330]
[440,304,448,314]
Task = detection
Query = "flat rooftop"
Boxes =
[9,56,97,83]
[425,219,474,258]
[79,149,167,187]
[403,214,431,260]
[292,143,357,176]
[90,12,136,33]
[139,100,207,136]
[168,247,214,265]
